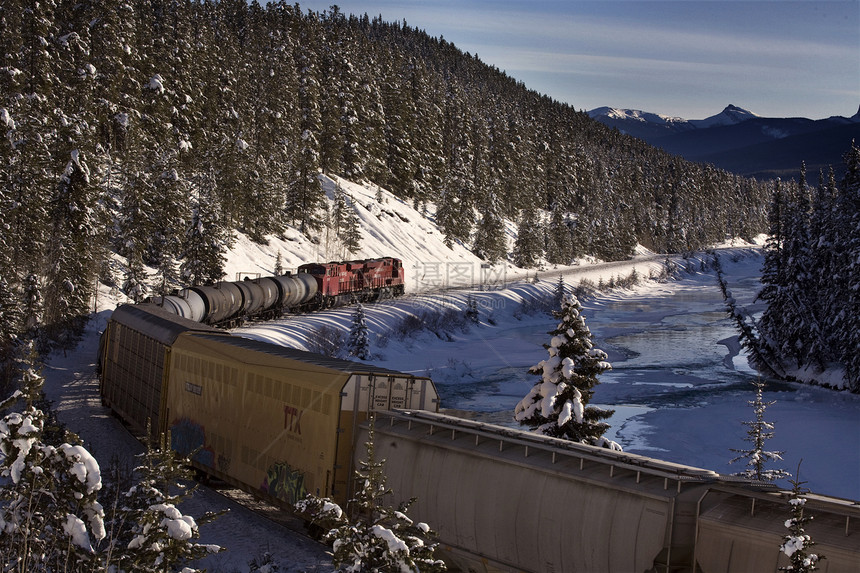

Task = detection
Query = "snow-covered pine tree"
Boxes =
[240,3,293,243]
[44,150,98,346]
[555,274,567,308]
[342,210,362,256]
[437,92,475,248]
[806,169,838,370]
[514,294,620,449]
[331,183,349,234]
[274,251,284,276]
[180,180,230,286]
[106,430,223,572]
[285,31,326,236]
[775,171,814,367]
[122,249,149,304]
[756,180,789,358]
[779,465,824,572]
[471,195,507,263]
[545,206,572,266]
[729,379,790,482]
[296,416,446,572]
[347,302,370,360]
[465,295,479,325]
[512,205,543,269]
[0,340,106,573]
[714,254,782,379]
[331,188,362,257]
[381,59,419,199]
[745,149,859,392]
[836,142,860,391]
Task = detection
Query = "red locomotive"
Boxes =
[298,257,405,308]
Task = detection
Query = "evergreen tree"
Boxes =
[0,277,22,390]
[515,295,619,449]
[745,148,859,392]
[0,341,106,572]
[381,57,418,198]
[342,210,362,256]
[180,183,229,286]
[512,205,543,268]
[471,200,507,263]
[43,150,97,346]
[779,465,824,572]
[715,254,782,379]
[545,206,572,265]
[122,247,149,304]
[775,173,813,367]
[274,250,284,276]
[756,180,788,362]
[328,184,361,257]
[835,143,860,390]
[729,379,790,481]
[2,0,56,279]
[347,302,370,360]
[554,274,567,308]
[806,169,838,369]
[465,295,479,325]
[331,183,350,233]
[296,416,446,573]
[285,27,326,235]
[108,430,224,572]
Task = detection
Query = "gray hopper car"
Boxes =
[365,410,860,573]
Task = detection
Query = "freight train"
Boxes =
[147,257,405,327]
[99,297,860,573]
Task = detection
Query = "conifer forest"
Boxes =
[754,154,860,391]
[0,0,830,366]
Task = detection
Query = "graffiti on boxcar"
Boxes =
[170,417,215,468]
[262,461,307,505]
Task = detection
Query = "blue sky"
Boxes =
[294,1,859,120]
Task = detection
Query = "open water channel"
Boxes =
[446,254,859,500]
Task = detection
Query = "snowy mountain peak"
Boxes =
[690,104,758,128]
[587,106,687,126]
[852,104,860,122]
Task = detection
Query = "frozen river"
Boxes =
[586,257,859,502]
[421,255,860,501]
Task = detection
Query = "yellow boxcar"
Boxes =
[99,304,221,438]
[163,332,438,507]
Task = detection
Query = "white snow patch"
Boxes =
[146,74,165,93]
[63,514,93,552]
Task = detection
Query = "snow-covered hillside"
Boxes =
[218,174,521,294]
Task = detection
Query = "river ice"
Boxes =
[352,253,860,501]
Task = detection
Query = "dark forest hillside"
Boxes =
[0,0,770,352]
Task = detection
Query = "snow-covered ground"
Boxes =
[36,175,858,570]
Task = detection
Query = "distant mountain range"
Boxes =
[588,104,860,184]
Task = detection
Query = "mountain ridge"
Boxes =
[588,104,860,183]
